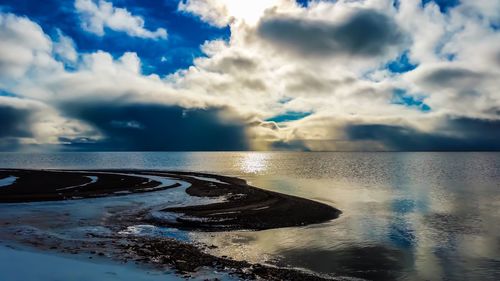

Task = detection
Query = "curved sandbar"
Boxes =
[0,169,341,231]
[0,169,341,280]
[144,171,341,231]
[0,169,177,202]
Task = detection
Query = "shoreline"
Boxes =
[0,169,341,280]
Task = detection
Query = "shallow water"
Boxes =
[1,152,499,280]
[0,175,17,187]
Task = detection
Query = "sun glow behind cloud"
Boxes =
[179,0,297,27]
[224,0,280,24]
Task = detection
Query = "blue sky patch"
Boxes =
[387,51,418,73]
[393,0,401,9]
[392,89,431,112]
[2,0,230,76]
[445,53,456,61]
[0,90,16,97]
[266,111,312,123]
[296,0,310,7]
[422,0,460,13]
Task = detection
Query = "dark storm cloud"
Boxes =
[215,56,257,72]
[346,117,500,151]
[257,9,405,57]
[421,67,484,87]
[59,102,248,151]
[271,140,310,151]
[0,138,23,151]
[0,103,35,151]
[0,104,33,138]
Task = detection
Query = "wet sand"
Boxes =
[0,169,341,280]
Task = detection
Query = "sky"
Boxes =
[0,0,499,151]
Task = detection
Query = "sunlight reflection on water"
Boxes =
[239,152,270,174]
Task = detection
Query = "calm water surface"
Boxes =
[1,152,499,280]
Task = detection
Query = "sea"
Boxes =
[0,152,499,281]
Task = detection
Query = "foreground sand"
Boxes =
[0,169,341,280]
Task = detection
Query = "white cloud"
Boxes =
[178,0,231,27]
[0,12,189,147]
[53,29,78,63]
[173,0,500,150]
[2,0,500,151]
[74,0,167,39]
[0,13,55,79]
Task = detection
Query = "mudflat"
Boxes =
[0,169,341,280]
